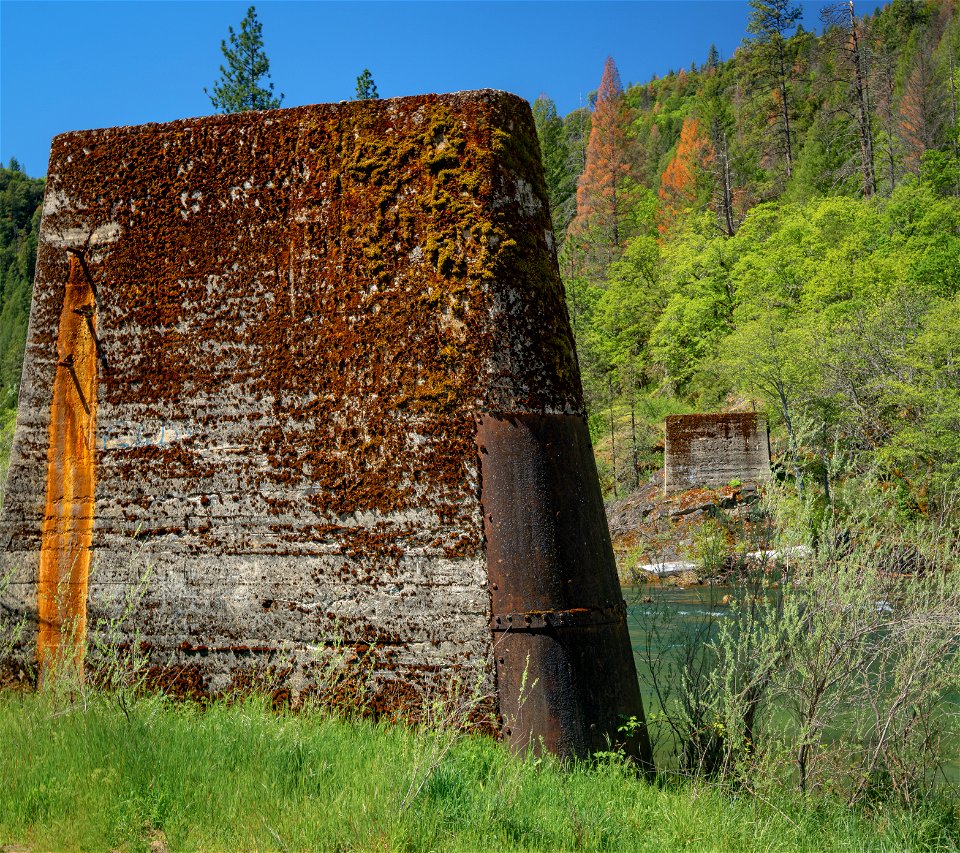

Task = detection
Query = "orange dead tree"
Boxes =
[567,57,642,274]
[657,116,717,235]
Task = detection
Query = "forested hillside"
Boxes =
[1,0,957,514]
[0,162,43,428]
[535,0,960,511]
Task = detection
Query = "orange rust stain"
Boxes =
[37,253,98,674]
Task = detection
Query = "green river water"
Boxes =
[624,584,960,782]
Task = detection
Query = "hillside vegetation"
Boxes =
[535,0,960,516]
[2,2,958,519]
[0,161,42,424]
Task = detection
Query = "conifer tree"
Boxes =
[206,6,284,113]
[532,95,572,241]
[821,1,876,196]
[899,39,946,173]
[657,117,717,234]
[567,57,641,275]
[747,0,802,178]
[706,43,721,72]
[562,106,592,185]
[354,69,379,100]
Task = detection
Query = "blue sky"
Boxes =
[2,1,887,177]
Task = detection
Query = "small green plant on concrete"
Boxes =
[302,627,377,713]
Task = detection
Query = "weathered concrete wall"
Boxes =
[664,413,770,494]
[0,91,588,720]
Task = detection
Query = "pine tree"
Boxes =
[821,1,877,196]
[747,0,803,178]
[354,69,379,100]
[206,6,284,113]
[567,57,641,275]
[899,38,946,173]
[871,11,905,193]
[706,44,721,72]
[532,95,573,241]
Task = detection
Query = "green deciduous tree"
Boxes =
[206,6,284,113]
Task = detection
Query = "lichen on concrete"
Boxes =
[664,412,771,494]
[0,91,584,716]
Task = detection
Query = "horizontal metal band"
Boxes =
[490,601,627,632]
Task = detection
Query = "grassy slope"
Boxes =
[1,691,957,852]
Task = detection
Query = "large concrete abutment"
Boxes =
[0,91,650,765]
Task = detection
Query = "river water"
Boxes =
[623,584,960,782]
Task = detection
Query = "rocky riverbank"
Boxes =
[605,472,772,586]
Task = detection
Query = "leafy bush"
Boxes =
[636,477,960,807]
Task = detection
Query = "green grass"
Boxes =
[1,690,957,852]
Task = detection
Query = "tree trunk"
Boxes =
[950,47,959,196]
[777,36,794,179]
[879,46,898,193]
[608,373,618,498]
[721,133,736,236]
[849,1,876,196]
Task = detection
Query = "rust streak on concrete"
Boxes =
[37,253,97,673]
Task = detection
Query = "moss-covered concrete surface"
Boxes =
[0,91,585,718]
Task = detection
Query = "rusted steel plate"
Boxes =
[37,252,98,675]
[477,412,653,768]
[490,602,626,631]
